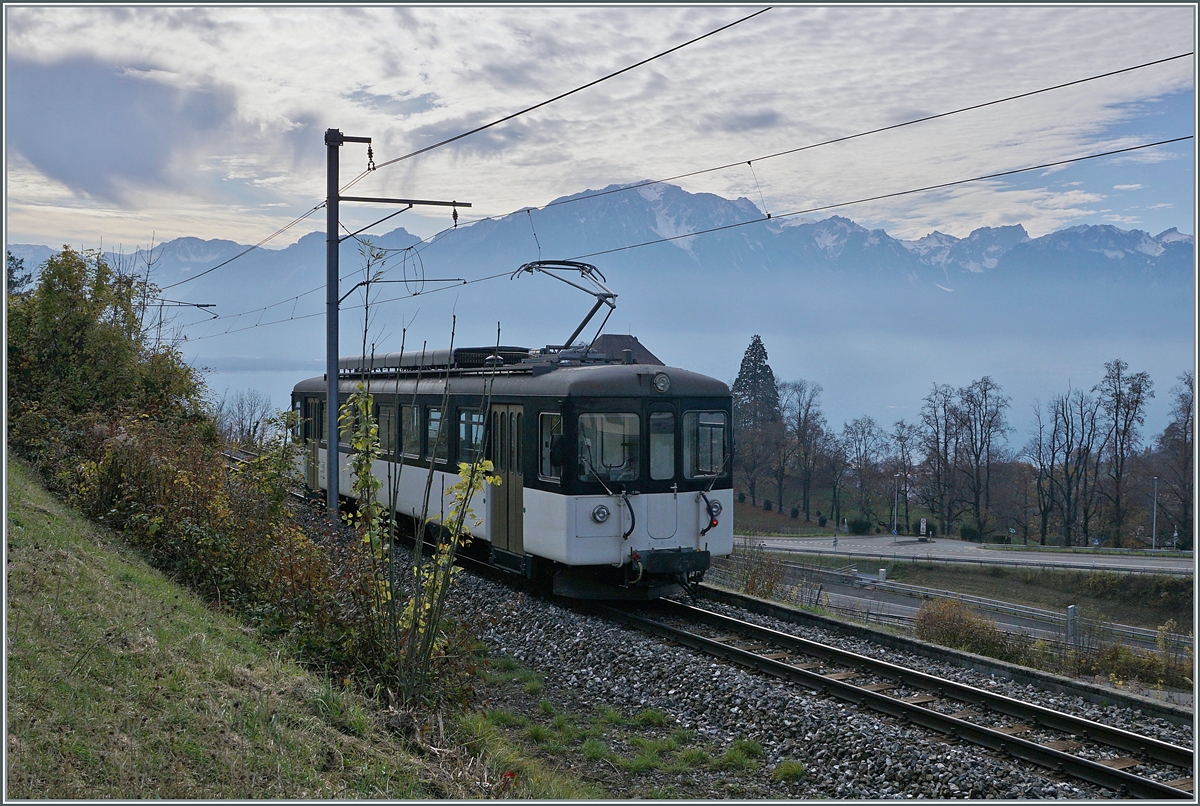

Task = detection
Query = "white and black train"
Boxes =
[291,336,734,599]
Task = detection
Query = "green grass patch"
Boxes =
[772,759,807,782]
[632,707,669,727]
[581,737,608,760]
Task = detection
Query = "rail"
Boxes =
[599,600,1193,799]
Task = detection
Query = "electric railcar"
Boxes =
[291,339,734,599]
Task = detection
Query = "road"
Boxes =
[740,534,1194,576]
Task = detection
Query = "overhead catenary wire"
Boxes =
[342,7,773,194]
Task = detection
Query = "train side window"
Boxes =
[650,412,675,480]
[683,411,729,479]
[539,412,563,481]
[401,404,420,457]
[426,407,447,462]
[515,413,522,475]
[378,403,396,457]
[578,413,640,483]
[458,409,485,464]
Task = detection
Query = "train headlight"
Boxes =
[652,372,671,393]
[591,504,611,523]
[708,499,722,518]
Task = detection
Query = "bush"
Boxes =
[960,524,982,542]
[915,599,1020,662]
[848,518,871,535]
[818,515,827,527]
[790,507,799,519]
[763,500,772,512]
[738,492,746,503]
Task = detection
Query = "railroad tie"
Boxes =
[902,694,938,705]
[791,662,823,670]
[862,683,896,692]
[1096,757,1141,771]
[1165,778,1193,792]
[824,671,859,681]
[992,723,1032,736]
[949,710,976,720]
[760,652,791,661]
[1041,740,1082,752]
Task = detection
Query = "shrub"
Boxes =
[763,500,772,512]
[848,518,871,535]
[915,599,1021,663]
[790,507,799,519]
[818,515,827,527]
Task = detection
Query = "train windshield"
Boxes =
[683,411,728,478]
[578,413,640,483]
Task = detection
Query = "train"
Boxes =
[291,334,734,599]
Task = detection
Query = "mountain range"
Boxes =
[6,182,1194,435]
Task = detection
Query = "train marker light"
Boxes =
[592,504,611,523]
[652,372,671,393]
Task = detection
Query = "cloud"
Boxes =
[1113,183,1143,190]
[6,56,237,202]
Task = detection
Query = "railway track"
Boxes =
[597,598,1194,799]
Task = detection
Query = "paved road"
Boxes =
[740,534,1194,575]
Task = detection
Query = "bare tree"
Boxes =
[917,383,962,537]
[1152,371,1194,548]
[890,418,920,532]
[1093,358,1154,544]
[219,388,276,449]
[954,376,1010,539]
[779,379,824,519]
[842,415,885,523]
[820,430,850,529]
[1023,401,1060,546]
[1049,387,1105,546]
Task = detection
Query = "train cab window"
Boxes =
[426,407,448,462]
[400,404,420,457]
[578,413,640,483]
[539,412,563,481]
[649,412,675,480]
[683,411,729,479]
[378,403,396,456]
[458,409,485,464]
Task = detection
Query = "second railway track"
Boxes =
[597,598,1194,799]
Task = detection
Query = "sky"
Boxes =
[4,5,1197,435]
[5,5,1195,249]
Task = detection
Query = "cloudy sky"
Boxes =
[5,5,1196,252]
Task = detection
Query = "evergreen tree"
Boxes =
[6,250,32,296]
[732,335,781,504]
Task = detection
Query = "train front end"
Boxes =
[520,362,734,599]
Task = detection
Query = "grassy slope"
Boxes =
[4,460,597,799]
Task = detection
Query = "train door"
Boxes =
[488,404,525,554]
[646,408,678,539]
[305,397,324,489]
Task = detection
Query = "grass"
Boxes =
[5,461,426,798]
[5,459,600,800]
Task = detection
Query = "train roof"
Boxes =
[293,346,729,399]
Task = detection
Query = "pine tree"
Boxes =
[732,335,781,505]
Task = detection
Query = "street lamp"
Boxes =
[1151,476,1159,551]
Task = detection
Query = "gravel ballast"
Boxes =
[443,567,1194,799]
